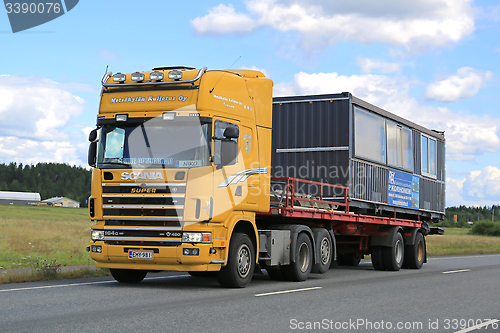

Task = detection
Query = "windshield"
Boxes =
[96,116,211,169]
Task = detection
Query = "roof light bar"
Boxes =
[150,71,164,81]
[168,70,182,80]
[112,73,126,83]
[131,72,145,82]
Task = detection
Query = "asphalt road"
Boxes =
[0,254,499,333]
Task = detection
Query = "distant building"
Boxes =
[41,196,81,208]
[0,191,41,205]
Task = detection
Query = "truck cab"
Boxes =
[88,67,272,286]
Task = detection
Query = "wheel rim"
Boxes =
[298,242,310,272]
[417,240,424,262]
[395,239,403,264]
[320,238,330,265]
[237,244,251,278]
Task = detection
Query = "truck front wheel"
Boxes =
[282,232,313,281]
[110,269,147,283]
[216,232,255,288]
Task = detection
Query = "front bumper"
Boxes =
[89,241,226,271]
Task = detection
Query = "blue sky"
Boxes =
[1,0,499,207]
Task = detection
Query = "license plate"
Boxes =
[128,250,153,259]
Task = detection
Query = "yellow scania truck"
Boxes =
[87,66,445,287]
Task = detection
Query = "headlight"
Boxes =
[91,230,104,241]
[182,232,211,243]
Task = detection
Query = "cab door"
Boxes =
[211,118,251,221]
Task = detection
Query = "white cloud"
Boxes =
[190,4,257,34]
[240,65,271,78]
[462,166,500,202]
[0,75,86,140]
[357,58,401,74]
[446,177,466,206]
[274,70,500,161]
[0,136,86,166]
[192,0,475,51]
[424,67,494,102]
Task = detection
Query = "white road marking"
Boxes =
[442,269,470,274]
[454,319,499,333]
[0,274,189,293]
[255,286,322,297]
[429,254,500,260]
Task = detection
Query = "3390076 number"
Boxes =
[5,2,61,14]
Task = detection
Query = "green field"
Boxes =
[426,227,500,256]
[0,203,94,270]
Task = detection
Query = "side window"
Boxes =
[387,121,413,171]
[214,120,239,166]
[354,107,386,164]
[421,134,436,177]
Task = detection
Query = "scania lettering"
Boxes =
[87,66,445,287]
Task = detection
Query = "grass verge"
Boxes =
[426,228,500,256]
[0,267,111,285]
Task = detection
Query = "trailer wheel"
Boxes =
[110,269,147,283]
[382,232,405,271]
[404,232,426,269]
[337,253,362,267]
[370,247,385,270]
[216,232,255,288]
[282,232,313,281]
[311,229,333,273]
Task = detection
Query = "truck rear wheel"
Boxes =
[110,269,147,283]
[311,228,333,274]
[370,246,385,270]
[282,232,313,281]
[382,232,405,271]
[404,232,425,269]
[216,232,255,288]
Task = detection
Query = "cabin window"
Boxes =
[387,121,413,171]
[214,120,239,166]
[421,135,437,177]
[354,107,386,164]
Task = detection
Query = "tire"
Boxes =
[188,271,216,278]
[404,232,426,269]
[266,268,285,281]
[311,229,333,274]
[382,232,405,271]
[337,253,362,267]
[110,269,147,283]
[371,246,385,271]
[216,232,255,288]
[282,232,313,281]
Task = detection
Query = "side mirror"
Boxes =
[89,128,98,142]
[88,142,97,167]
[223,126,239,139]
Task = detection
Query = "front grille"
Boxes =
[101,182,186,244]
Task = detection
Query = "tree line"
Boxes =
[443,205,500,227]
[0,162,91,207]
